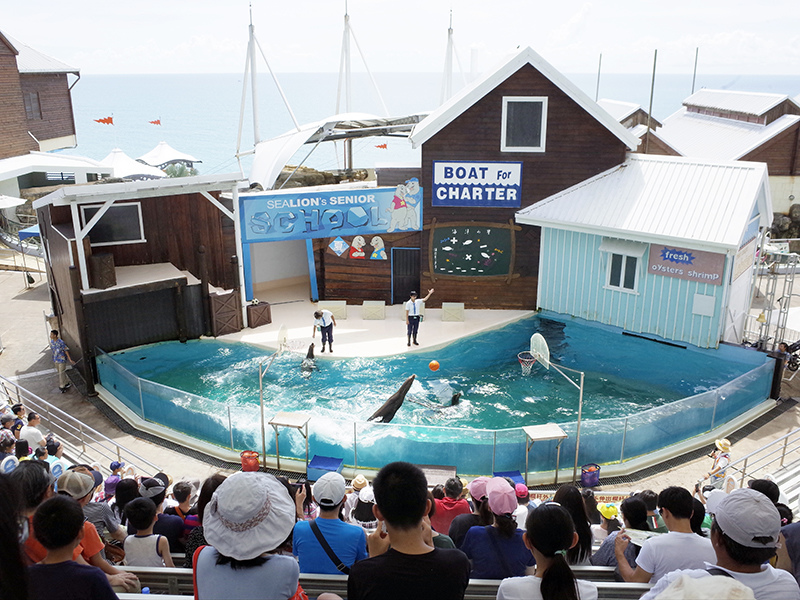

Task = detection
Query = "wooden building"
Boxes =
[0,31,79,159]
[407,47,639,309]
[33,175,242,390]
[516,154,772,349]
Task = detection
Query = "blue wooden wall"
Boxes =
[538,229,730,348]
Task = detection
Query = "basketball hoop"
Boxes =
[518,351,537,376]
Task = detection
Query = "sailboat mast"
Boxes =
[441,11,454,104]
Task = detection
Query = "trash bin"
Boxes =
[240,450,260,472]
[581,463,600,487]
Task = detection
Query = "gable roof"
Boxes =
[3,32,78,74]
[515,154,771,253]
[409,47,640,151]
[684,89,800,118]
[657,108,800,161]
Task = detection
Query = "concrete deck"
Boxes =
[2,262,800,493]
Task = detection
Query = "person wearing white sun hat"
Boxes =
[193,472,302,600]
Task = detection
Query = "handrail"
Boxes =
[0,373,161,477]
[697,426,800,488]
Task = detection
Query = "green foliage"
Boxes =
[164,163,199,178]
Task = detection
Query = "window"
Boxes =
[501,96,547,152]
[80,203,146,246]
[24,91,42,120]
[599,237,646,293]
[608,253,638,291]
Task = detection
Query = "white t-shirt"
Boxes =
[636,531,715,582]
[591,523,609,543]
[513,504,529,530]
[497,575,598,600]
[405,299,423,315]
[640,562,800,600]
[711,452,730,481]
[314,309,334,328]
[19,425,45,447]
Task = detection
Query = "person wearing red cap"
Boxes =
[512,483,532,530]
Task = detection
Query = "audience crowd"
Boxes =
[4,398,800,600]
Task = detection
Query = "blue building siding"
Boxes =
[538,229,728,348]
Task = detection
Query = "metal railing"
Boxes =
[0,373,160,477]
[698,427,800,489]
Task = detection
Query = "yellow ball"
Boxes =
[429,360,440,372]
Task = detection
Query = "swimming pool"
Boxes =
[96,312,775,476]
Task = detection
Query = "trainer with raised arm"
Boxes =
[405,289,433,347]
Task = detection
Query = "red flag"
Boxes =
[375,143,387,149]
[94,116,113,125]
[149,119,161,125]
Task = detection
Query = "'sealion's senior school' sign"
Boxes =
[432,161,523,208]
[648,244,726,286]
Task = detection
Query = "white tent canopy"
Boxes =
[100,149,165,180]
[137,141,201,168]
[0,194,26,209]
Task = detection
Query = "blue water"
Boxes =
[63,72,800,177]
[109,314,767,430]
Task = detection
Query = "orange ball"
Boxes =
[429,360,440,372]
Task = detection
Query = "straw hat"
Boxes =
[351,474,368,491]
[715,438,731,452]
[204,472,295,560]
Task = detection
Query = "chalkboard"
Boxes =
[432,225,512,276]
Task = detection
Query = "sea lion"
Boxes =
[368,374,416,423]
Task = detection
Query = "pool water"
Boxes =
[109,314,766,430]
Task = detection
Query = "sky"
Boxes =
[3,0,800,76]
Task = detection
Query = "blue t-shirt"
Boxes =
[50,338,68,363]
[28,561,118,600]
[293,517,367,574]
[462,525,535,579]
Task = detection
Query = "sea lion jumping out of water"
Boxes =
[300,343,316,375]
[368,374,416,423]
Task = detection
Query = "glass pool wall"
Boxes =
[96,349,775,477]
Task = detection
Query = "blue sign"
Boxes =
[432,161,522,208]
[240,182,423,242]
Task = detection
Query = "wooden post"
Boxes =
[198,245,211,336]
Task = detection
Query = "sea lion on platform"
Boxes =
[368,374,416,423]
[300,343,316,375]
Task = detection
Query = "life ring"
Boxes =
[122,464,137,479]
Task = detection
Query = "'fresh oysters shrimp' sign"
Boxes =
[648,244,725,286]
[432,161,522,208]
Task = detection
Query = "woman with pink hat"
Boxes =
[193,472,303,599]
[461,478,535,579]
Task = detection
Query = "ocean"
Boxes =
[65,72,800,178]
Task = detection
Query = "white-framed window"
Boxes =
[80,202,146,247]
[599,237,647,293]
[608,253,638,291]
[501,96,548,152]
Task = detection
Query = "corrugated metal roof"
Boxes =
[410,47,640,151]
[657,108,800,161]
[683,89,798,117]
[515,154,771,252]
[598,99,640,122]
[3,33,78,74]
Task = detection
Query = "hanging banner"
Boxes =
[240,181,423,243]
[432,160,522,208]
[648,244,726,286]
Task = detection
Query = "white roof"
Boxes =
[3,33,78,74]
[0,151,109,181]
[598,99,641,122]
[0,195,26,209]
[33,173,243,209]
[515,154,771,253]
[410,47,640,151]
[100,149,165,180]
[658,107,800,161]
[684,89,799,117]
[137,141,200,167]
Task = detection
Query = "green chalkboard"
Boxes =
[432,225,512,276]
